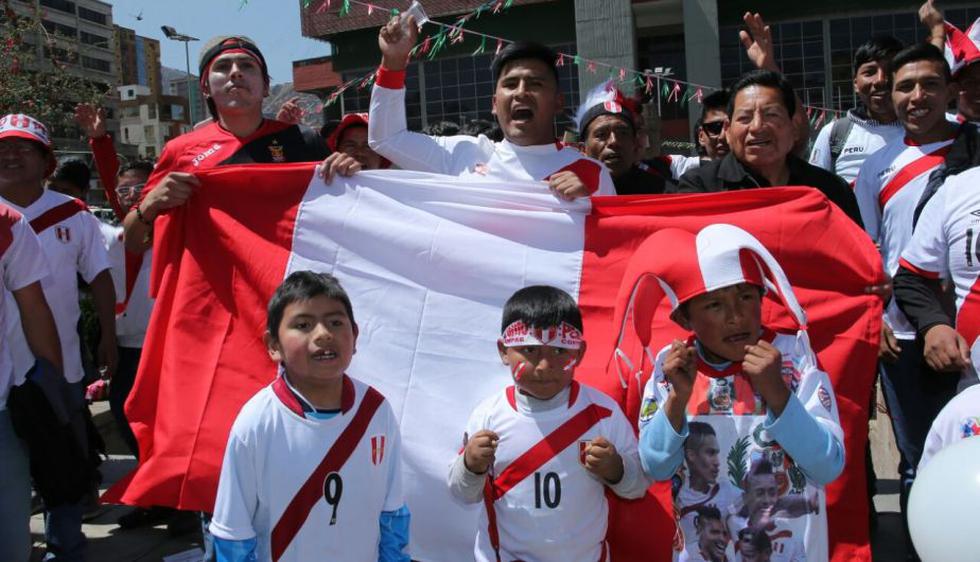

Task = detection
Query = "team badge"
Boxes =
[780,360,801,393]
[268,140,285,163]
[961,416,980,438]
[370,435,386,465]
[639,397,659,422]
[708,378,734,412]
[472,162,489,175]
[603,100,623,113]
[817,385,832,410]
[55,226,71,243]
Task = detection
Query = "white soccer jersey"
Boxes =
[809,112,904,184]
[663,155,701,181]
[676,480,741,550]
[900,166,980,373]
[0,206,49,409]
[210,375,403,562]
[1,190,111,383]
[452,381,647,562]
[101,224,153,348]
[639,331,841,562]
[368,74,615,196]
[854,135,955,339]
[919,384,980,470]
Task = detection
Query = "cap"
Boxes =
[326,113,369,152]
[0,114,52,151]
[576,80,637,137]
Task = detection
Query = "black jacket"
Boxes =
[613,160,675,195]
[677,153,863,227]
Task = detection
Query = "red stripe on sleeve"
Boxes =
[898,257,941,280]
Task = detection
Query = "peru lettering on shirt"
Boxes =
[639,331,840,562]
[854,136,955,339]
[809,112,904,183]
[0,206,49,409]
[899,166,980,374]
[209,376,403,562]
[460,382,643,562]
[368,69,615,195]
[1,190,110,384]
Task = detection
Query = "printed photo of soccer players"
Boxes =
[676,423,740,549]
[680,505,731,562]
[727,459,808,562]
[735,528,773,562]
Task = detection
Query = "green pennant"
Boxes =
[573,55,581,65]
[504,0,514,7]
[339,0,350,16]
[473,35,487,55]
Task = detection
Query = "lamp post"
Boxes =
[161,26,199,127]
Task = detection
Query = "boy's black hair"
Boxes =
[501,285,582,333]
[491,41,560,88]
[853,35,904,75]
[684,421,717,452]
[700,89,730,117]
[727,70,797,119]
[267,271,355,338]
[695,505,723,526]
[118,159,155,179]
[888,42,951,82]
[51,159,91,192]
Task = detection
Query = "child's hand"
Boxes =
[463,430,499,475]
[743,340,790,415]
[583,436,624,484]
[664,340,696,400]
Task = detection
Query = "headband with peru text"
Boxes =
[500,321,583,350]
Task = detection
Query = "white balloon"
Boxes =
[908,436,980,561]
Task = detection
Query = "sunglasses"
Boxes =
[116,182,145,198]
[701,121,725,136]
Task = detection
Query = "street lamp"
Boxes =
[161,25,199,127]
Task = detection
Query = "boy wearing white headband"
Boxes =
[448,285,649,562]
[612,224,845,562]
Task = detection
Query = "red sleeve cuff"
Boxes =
[376,66,406,89]
[898,258,941,280]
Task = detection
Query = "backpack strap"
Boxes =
[828,114,854,169]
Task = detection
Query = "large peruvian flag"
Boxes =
[105,165,882,562]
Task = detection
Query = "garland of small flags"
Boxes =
[240,0,843,121]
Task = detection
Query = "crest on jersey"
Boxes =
[472,162,489,175]
[962,416,980,438]
[268,140,285,163]
[639,397,659,422]
[370,434,386,465]
[55,226,71,243]
[817,385,832,411]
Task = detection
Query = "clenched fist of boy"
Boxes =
[742,340,790,415]
[583,436,624,484]
[463,430,499,475]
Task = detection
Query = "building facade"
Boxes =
[117,84,189,158]
[115,24,161,96]
[298,0,980,147]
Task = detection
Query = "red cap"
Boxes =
[327,112,369,152]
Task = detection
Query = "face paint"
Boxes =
[562,356,579,372]
[510,361,529,381]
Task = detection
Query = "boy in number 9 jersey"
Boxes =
[448,285,650,562]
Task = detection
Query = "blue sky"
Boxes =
[105,0,333,84]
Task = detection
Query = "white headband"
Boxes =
[500,320,583,350]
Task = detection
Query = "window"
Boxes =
[41,19,76,39]
[39,0,75,14]
[79,31,108,48]
[77,6,107,25]
[81,56,110,73]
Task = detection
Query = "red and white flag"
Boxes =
[105,165,882,562]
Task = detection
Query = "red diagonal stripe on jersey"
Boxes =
[490,403,612,500]
[270,387,384,561]
[878,146,950,210]
[29,199,89,234]
[957,276,980,353]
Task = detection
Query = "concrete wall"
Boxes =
[682,0,720,133]
[573,0,636,100]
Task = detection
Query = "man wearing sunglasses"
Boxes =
[696,90,731,161]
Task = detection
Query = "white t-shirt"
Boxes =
[900,166,980,373]
[662,154,702,181]
[0,206,49,409]
[451,381,647,562]
[210,375,403,562]
[919,384,980,471]
[854,135,955,339]
[1,190,111,384]
[100,223,153,348]
[639,331,841,562]
[368,80,615,196]
[809,112,904,184]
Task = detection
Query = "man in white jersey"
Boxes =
[852,43,961,560]
[895,165,980,380]
[0,113,116,561]
[370,15,614,198]
[675,422,740,549]
[809,36,905,183]
[0,201,62,562]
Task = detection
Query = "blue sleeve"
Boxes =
[638,408,689,481]
[378,504,411,562]
[214,536,257,562]
[764,393,846,485]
